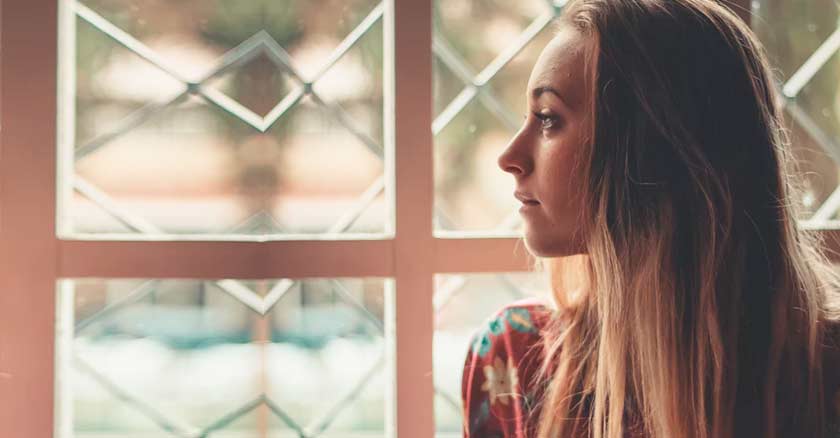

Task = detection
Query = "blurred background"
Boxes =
[56,0,840,436]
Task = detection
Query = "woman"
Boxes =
[461,0,840,437]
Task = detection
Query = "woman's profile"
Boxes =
[462,0,840,437]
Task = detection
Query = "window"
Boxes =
[753,0,840,225]
[53,0,395,436]
[60,0,387,237]
[4,1,838,438]
[58,278,388,436]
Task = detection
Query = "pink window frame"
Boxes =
[2,1,823,438]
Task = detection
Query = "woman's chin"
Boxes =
[523,230,585,258]
[523,232,560,258]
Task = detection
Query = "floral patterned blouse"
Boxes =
[461,298,840,438]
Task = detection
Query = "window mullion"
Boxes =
[388,0,435,436]
[57,239,395,279]
[0,1,60,436]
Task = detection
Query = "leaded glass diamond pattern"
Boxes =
[433,0,566,233]
[62,0,387,237]
[61,278,387,437]
[753,0,840,225]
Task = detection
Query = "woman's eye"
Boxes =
[533,112,559,130]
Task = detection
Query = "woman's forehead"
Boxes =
[527,27,593,110]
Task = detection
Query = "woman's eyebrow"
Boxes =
[531,85,569,108]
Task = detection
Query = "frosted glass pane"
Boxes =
[59,0,387,237]
[56,278,388,437]
[753,0,840,221]
[433,0,559,233]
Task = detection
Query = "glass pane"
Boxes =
[59,0,387,238]
[753,0,840,222]
[56,277,388,437]
[433,272,550,437]
[433,0,562,233]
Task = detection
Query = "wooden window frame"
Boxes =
[3,1,831,438]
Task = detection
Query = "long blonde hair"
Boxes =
[530,1,840,437]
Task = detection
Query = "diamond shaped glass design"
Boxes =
[753,0,840,224]
[59,0,387,238]
[432,0,565,233]
[56,277,388,437]
[432,272,550,437]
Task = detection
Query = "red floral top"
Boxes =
[461,299,840,438]
[461,298,555,438]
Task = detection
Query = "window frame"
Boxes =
[1,1,825,438]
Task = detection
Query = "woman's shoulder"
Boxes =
[466,297,556,361]
[461,298,560,437]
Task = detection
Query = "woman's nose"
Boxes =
[497,136,531,176]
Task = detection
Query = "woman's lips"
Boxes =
[514,191,539,205]
[519,201,540,212]
[514,191,540,214]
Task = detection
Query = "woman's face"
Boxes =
[497,26,594,257]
